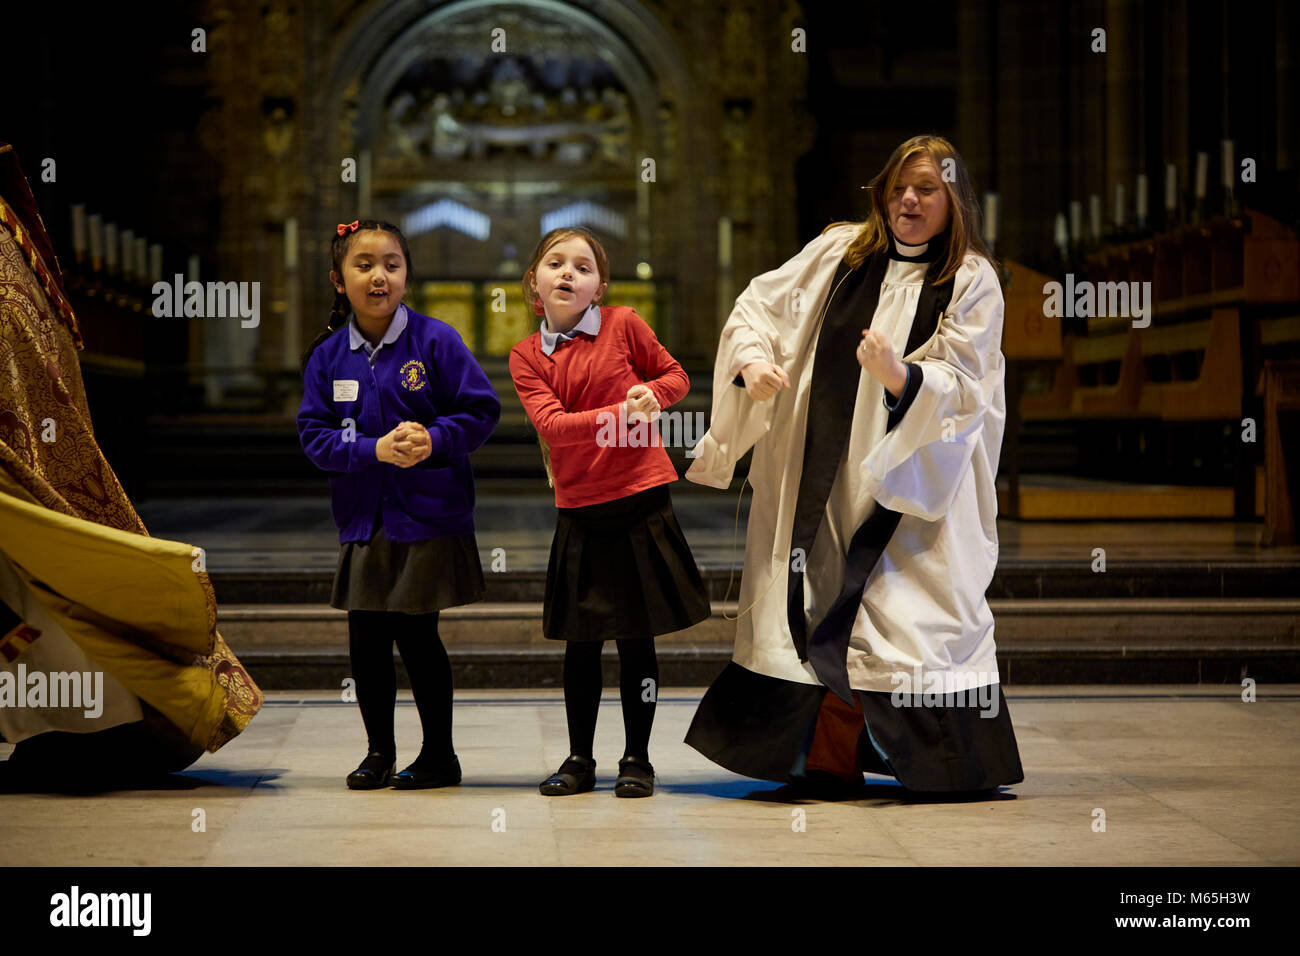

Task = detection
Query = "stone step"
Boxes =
[208,562,1300,604]
[217,598,1300,646]
[217,599,1300,688]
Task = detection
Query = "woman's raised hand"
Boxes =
[740,361,790,402]
[856,329,908,395]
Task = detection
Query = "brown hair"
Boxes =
[823,134,991,283]
[519,226,611,488]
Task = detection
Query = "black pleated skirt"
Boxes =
[543,483,712,642]
[330,523,485,614]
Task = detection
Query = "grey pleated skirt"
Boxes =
[330,523,486,614]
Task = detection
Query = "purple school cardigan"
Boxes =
[297,307,500,543]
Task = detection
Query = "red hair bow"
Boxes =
[337,220,359,236]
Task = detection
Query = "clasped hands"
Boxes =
[624,384,660,424]
[377,421,432,467]
[740,329,907,401]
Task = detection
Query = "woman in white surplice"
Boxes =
[684,135,1024,796]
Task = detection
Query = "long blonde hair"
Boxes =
[823,134,991,283]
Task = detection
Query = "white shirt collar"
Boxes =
[348,302,408,357]
[539,303,601,356]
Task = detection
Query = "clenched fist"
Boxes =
[740,361,791,402]
[625,383,661,424]
[857,329,907,396]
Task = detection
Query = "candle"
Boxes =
[1136,174,1149,221]
[1222,139,1234,190]
[71,204,86,257]
[187,253,200,283]
[1194,152,1208,199]
[120,229,135,280]
[88,213,102,265]
[284,217,298,270]
[1069,201,1083,242]
[1165,163,1178,211]
[984,192,999,244]
[1089,195,1102,241]
[1054,212,1069,251]
[134,237,147,283]
[149,244,163,283]
[1114,183,1126,228]
[105,223,118,272]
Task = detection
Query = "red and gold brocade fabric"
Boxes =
[0,142,260,753]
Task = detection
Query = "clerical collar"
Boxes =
[886,226,948,263]
[539,303,601,355]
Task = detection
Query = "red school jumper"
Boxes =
[508,305,689,508]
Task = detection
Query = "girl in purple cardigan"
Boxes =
[297,219,500,791]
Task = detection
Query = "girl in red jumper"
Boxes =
[509,227,711,797]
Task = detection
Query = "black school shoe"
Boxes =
[346,751,395,790]
[539,755,597,795]
[390,754,463,790]
[614,756,655,798]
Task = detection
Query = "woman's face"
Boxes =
[886,157,951,245]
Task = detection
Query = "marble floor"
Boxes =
[2,685,1296,866]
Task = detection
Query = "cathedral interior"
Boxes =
[1,0,1299,873]
[8,0,1298,519]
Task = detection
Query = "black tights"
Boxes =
[347,610,453,766]
[563,638,659,762]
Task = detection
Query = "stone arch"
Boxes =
[326,0,691,167]
[311,0,695,352]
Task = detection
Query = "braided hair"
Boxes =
[300,218,413,372]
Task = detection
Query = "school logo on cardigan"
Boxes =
[399,359,428,391]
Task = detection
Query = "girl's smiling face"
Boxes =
[331,229,408,322]
[531,236,607,329]
[887,157,952,245]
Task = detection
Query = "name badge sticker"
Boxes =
[333,379,360,402]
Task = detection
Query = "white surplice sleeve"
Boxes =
[686,225,856,489]
[860,254,1005,520]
